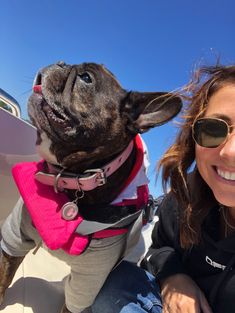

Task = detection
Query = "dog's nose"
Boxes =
[34,71,42,86]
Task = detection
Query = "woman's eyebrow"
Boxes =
[205,113,232,123]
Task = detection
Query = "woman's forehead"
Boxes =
[204,85,235,121]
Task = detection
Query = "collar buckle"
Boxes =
[84,168,107,186]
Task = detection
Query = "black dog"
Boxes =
[0,62,182,313]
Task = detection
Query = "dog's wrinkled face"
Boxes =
[28,62,182,171]
[28,63,127,167]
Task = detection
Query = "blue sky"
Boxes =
[1,0,235,197]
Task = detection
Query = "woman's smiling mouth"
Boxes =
[216,167,235,181]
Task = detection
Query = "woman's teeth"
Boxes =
[217,168,235,181]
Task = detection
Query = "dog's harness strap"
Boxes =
[123,210,144,257]
[76,210,142,235]
[35,140,134,191]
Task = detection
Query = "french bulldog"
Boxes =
[0,62,182,313]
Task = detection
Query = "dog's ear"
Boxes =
[122,91,182,134]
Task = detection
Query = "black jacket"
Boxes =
[141,193,235,313]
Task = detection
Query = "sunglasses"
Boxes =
[192,117,235,148]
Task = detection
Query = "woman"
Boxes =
[91,64,235,313]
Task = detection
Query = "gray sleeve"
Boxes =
[1,197,39,256]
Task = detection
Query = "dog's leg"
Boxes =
[0,250,24,304]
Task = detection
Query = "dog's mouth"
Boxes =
[29,82,77,139]
[42,101,71,128]
[33,84,70,126]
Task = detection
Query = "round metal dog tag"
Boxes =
[61,202,79,220]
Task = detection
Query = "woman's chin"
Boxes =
[214,192,235,209]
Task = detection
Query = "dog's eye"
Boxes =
[79,73,92,84]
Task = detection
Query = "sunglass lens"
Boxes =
[193,119,228,148]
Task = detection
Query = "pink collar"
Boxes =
[35,138,135,193]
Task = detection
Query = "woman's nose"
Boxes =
[220,132,235,163]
